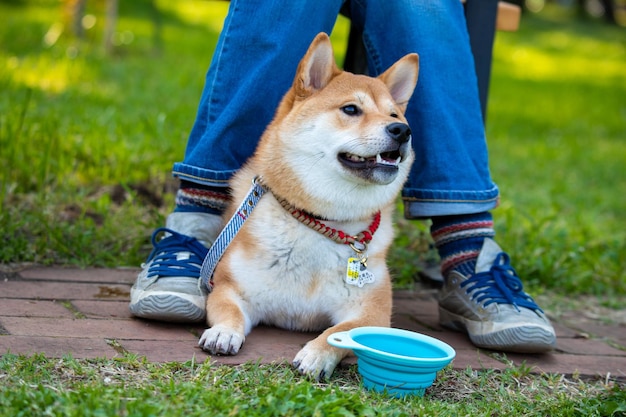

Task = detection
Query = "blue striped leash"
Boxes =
[199,176,267,292]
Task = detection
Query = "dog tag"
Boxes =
[358,268,375,286]
[346,258,376,287]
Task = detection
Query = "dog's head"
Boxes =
[258,33,419,219]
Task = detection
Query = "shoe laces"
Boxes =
[145,228,209,279]
[460,252,542,313]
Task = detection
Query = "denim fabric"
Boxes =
[172,0,499,218]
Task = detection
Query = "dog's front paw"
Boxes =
[292,343,342,381]
[198,325,244,355]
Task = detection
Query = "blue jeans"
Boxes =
[172,0,499,218]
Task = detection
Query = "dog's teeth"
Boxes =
[376,153,400,166]
[346,153,365,162]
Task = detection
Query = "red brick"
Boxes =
[393,289,439,302]
[552,322,581,338]
[556,337,626,356]
[0,281,131,301]
[391,313,437,333]
[71,300,134,319]
[1,317,197,341]
[1,266,625,380]
[150,326,505,371]
[19,267,139,284]
[0,299,74,318]
[119,339,210,363]
[613,337,626,350]
[420,330,476,350]
[393,297,439,317]
[121,326,315,365]
[503,352,626,377]
[212,326,316,365]
[0,335,116,359]
[567,321,625,342]
[450,348,509,371]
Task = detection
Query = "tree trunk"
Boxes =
[65,0,86,38]
[103,0,118,54]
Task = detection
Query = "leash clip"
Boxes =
[349,241,368,267]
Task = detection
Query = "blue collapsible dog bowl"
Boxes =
[327,327,455,397]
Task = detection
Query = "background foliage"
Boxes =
[1,0,624,295]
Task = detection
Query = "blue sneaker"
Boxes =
[129,212,222,323]
[438,238,556,353]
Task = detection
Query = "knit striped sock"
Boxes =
[430,212,495,278]
[174,180,231,216]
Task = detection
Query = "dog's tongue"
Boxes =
[376,153,401,167]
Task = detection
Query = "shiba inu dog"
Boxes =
[199,32,419,380]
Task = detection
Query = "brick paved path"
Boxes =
[1,266,625,380]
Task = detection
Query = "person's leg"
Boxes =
[351,0,555,352]
[351,0,495,212]
[130,0,344,322]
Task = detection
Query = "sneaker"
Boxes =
[129,212,222,323]
[438,238,556,353]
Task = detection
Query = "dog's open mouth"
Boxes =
[337,143,411,185]
[338,150,403,170]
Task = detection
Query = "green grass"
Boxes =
[1,1,624,294]
[1,2,626,414]
[0,0,348,269]
[1,0,223,265]
[1,354,624,417]
[485,8,626,294]
[0,2,624,289]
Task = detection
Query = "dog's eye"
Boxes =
[341,105,361,116]
[390,112,399,118]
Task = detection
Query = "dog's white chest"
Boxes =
[225,207,384,330]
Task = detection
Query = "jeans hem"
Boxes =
[402,185,499,218]
[172,162,236,187]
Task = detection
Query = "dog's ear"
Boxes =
[295,32,339,98]
[378,53,419,112]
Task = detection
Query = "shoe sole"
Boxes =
[439,307,556,353]
[129,290,206,323]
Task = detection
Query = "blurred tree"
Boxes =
[580,0,618,24]
[64,0,86,38]
[61,0,162,54]
[103,0,117,54]
[62,0,117,52]
[505,0,619,24]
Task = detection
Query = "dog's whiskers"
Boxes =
[301,152,325,168]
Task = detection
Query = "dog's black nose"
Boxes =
[386,122,411,143]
